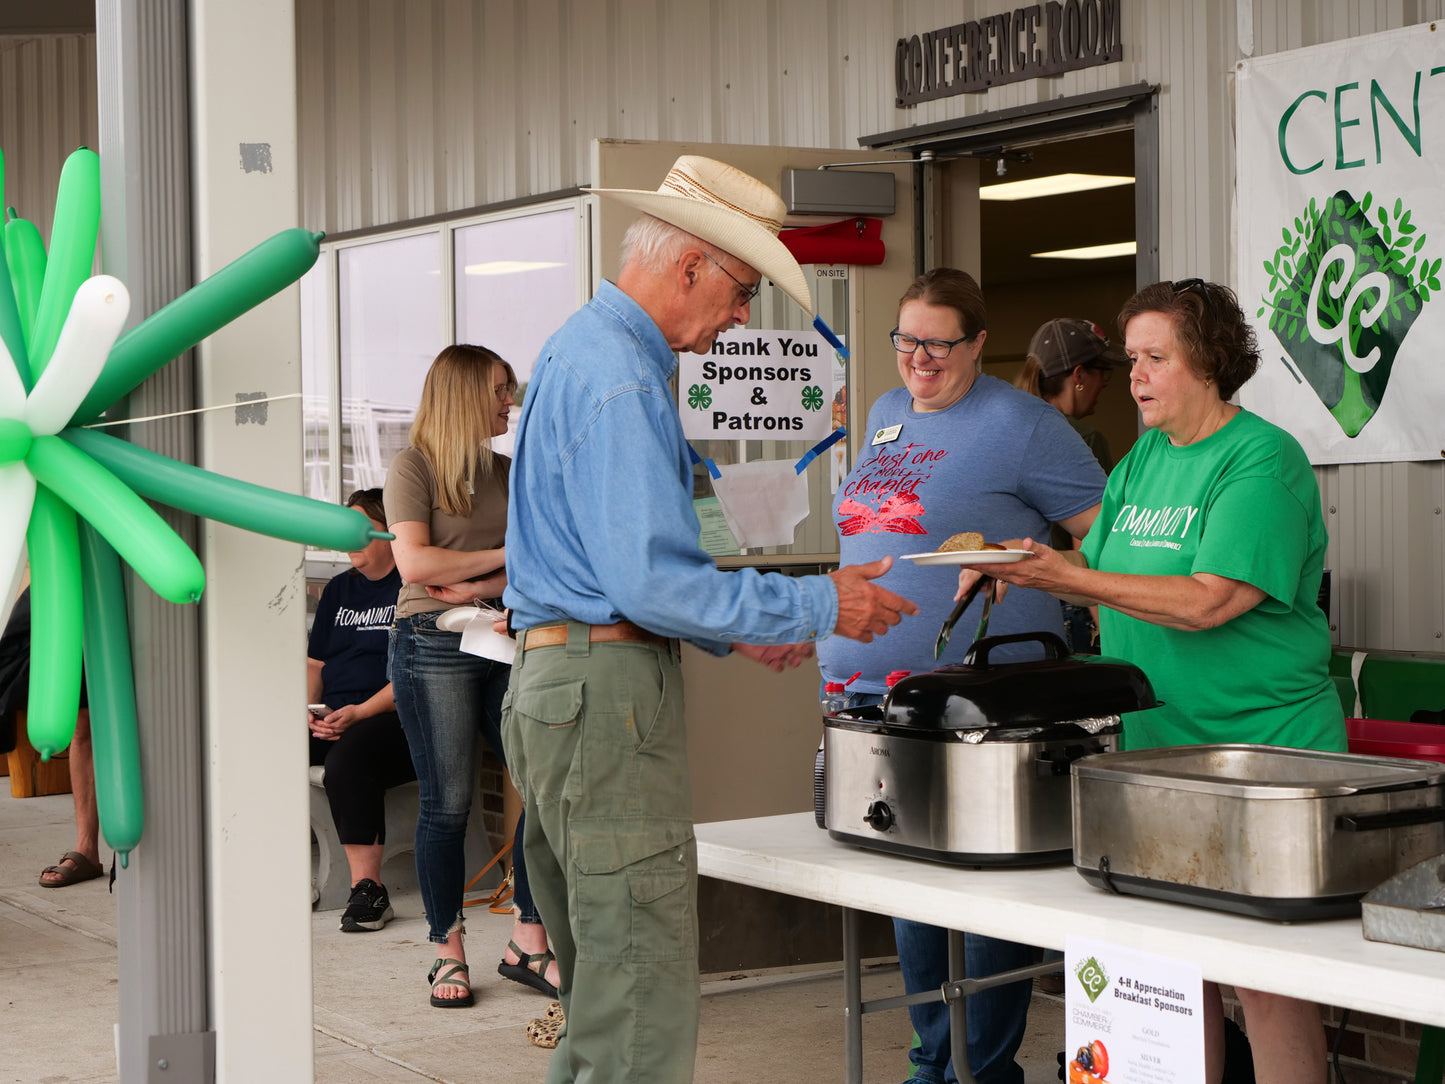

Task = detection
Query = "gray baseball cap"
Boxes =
[1028,317,1128,379]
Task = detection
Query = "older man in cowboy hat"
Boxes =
[502,156,916,1081]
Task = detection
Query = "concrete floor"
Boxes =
[0,786,1066,1083]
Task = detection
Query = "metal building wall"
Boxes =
[0,33,99,246]
[294,0,1445,653]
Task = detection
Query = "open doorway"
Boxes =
[977,127,1140,463]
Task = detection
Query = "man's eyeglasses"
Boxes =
[890,329,974,359]
[1172,277,1207,296]
[702,250,762,305]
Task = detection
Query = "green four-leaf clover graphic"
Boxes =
[801,385,824,411]
[687,383,712,409]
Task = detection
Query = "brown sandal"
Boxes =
[526,1001,565,1048]
[39,851,103,888]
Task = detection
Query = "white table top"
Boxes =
[696,813,1445,1028]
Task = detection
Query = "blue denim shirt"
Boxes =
[504,281,838,654]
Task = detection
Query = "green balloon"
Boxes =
[4,214,46,350]
[26,434,205,605]
[25,487,84,759]
[29,148,100,378]
[78,521,144,865]
[75,228,324,423]
[64,426,384,551]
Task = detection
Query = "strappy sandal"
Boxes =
[526,1002,565,1048]
[39,851,104,888]
[427,957,474,1008]
[497,939,558,997]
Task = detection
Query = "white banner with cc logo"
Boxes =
[1236,23,1445,464]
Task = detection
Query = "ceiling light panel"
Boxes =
[1031,241,1138,260]
[980,173,1135,201]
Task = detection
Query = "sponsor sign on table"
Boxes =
[1065,935,1204,1084]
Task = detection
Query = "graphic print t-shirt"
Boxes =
[1080,411,1343,751]
[819,376,1106,691]
[307,567,402,710]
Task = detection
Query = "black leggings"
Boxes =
[309,711,417,844]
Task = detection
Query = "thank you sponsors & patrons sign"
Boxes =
[1237,23,1445,463]
[679,327,835,441]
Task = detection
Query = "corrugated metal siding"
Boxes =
[0,34,99,247]
[294,0,1445,652]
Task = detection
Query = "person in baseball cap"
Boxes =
[1016,316,1125,468]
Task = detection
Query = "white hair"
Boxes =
[619,214,728,277]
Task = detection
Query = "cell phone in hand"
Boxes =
[308,704,332,718]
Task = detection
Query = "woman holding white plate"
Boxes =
[819,267,1105,1084]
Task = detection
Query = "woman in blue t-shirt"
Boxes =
[307,487,412,933]
[823,268,1107,1084]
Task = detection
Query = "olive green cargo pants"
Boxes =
[502,622,698,1084]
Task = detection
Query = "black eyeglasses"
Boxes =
[890,328,974,359]
[702,251,762,305]
[1172,277,1207,296]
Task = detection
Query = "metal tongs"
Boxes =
[934,574,996,660]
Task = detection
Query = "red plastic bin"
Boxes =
[1346,718,1445,765]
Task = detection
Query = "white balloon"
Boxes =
[0,335,24,422]
[0,463,36,635]
[24,275,131,436]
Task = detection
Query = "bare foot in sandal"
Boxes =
[39,850,104,888]
[429,931,473,1007]
[501,920,560,994]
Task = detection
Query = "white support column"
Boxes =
[189,2,313,1081]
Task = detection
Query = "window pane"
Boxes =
[339,233,443,493]
[299,258,333,504]
[454,208,578,386]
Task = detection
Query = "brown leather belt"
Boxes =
[522,621,671,651]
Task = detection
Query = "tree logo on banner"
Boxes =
[1257,189,1441,436]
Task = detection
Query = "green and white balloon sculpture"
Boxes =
[1,145,385,866]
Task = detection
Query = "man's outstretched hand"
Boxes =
[733,642,815,672]
[828,556,918,643]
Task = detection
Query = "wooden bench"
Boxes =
[6,712,74,798]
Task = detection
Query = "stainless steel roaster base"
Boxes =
[831,831,1072,868]
[1076,864,1365,921]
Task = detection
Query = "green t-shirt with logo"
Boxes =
[1080,411,1344,752]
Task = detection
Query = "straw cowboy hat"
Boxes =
[589,155,814,316]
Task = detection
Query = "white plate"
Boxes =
[901,549,1035,567]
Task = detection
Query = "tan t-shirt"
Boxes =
[383,445,510,619]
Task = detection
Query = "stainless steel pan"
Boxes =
[1072,744,1445,919]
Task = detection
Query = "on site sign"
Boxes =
[678,327,835,441]
[1237,23,1445,463]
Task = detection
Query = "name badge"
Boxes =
[871,424,902,446]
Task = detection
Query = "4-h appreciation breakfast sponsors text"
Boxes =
[1113,976,1194,1016]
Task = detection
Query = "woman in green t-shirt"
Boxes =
[965,279,1343,1084]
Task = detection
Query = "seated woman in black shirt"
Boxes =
[308,488,413,932]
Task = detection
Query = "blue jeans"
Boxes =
[832,688,1032,1084]
[894,920,1033,1084]
[390,611,538,942]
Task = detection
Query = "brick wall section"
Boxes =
[478,747,507,857]
[1222,990,1427,1083]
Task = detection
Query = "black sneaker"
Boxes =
[340,878,393,932]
